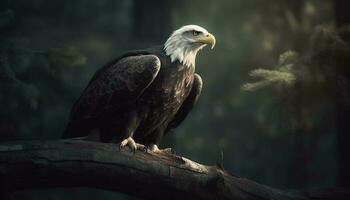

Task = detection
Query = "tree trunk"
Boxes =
[335,0,350,187]
[0,139,349,200]
[288,82,309,188]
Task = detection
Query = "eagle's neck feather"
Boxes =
[164,35,204,68]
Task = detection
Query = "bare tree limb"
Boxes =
[0,139,348,200]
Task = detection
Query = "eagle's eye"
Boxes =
[192,30,202,36]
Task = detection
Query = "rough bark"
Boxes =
[0,139,349,200]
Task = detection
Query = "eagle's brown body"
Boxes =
[63,46,202,147]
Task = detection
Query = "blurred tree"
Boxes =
[239,0,336,188]
[335,0,350,187]
[243,24,349,187]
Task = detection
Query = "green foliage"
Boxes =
[242,51,298,91]
[243,26,349,93]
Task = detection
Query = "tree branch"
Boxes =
[0,139,348,200]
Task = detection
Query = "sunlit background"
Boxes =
[1,0,349,199]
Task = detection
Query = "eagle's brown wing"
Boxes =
[63,55,161,138]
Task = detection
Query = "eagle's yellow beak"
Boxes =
[197,33,216,49]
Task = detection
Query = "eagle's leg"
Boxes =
[116,111,146,152]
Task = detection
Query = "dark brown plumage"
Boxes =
[63,46,202,149]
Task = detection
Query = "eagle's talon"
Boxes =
[119,137,137,152]
[147,144,172,154]
[137,144,148,152]
[162,148,173,154]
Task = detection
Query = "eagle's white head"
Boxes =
[164,25,216,67]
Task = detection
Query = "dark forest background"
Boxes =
[0,0,349,199]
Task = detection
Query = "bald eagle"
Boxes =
[63,25,216,152]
